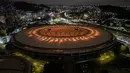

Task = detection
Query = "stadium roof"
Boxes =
[11,25,116,53]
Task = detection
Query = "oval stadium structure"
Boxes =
[8,25,118,62]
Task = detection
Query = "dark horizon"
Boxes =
[11,0,130,6]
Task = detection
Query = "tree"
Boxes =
[0,29,7,37]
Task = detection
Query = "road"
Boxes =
[106,29,130,49]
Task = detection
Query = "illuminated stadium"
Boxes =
[8,25,118,62]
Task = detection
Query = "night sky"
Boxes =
[12,0,130,5]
